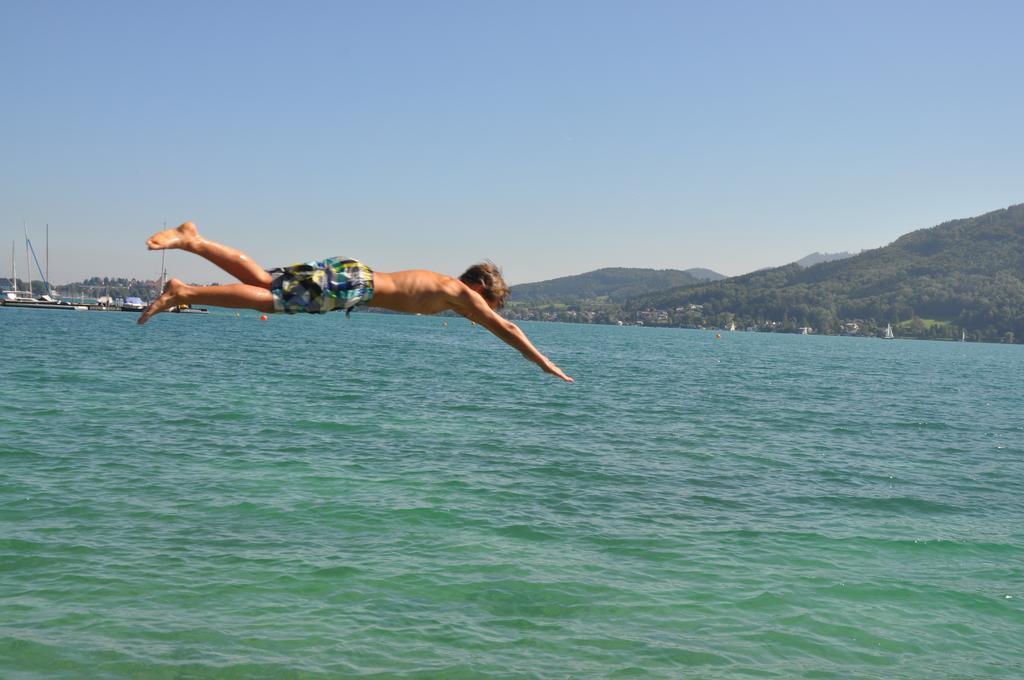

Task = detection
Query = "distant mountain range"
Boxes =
[510,267,724,303]
[794,251,856,267]
[511,253,855,303]
[628,203,1024,341]
[505,204,1023,342]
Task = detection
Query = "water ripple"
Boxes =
[1,311,1023,677]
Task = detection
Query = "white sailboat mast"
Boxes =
[25,222,31,296]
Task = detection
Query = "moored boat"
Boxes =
[121,296,147,311]
[172,303,208,314]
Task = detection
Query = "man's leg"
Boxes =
[138,278,274,325]
[146,222,273,288]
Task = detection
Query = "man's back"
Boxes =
[369,270,464,315]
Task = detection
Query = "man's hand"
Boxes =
[540,356,574,383]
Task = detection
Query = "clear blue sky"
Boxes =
[2,0,1022,286]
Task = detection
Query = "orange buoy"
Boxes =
[260,314,268,321]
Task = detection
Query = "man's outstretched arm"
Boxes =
[454,288,574,382]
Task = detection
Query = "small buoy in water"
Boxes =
[443,321,448,328]
[715,333,721,340]
[260,314,268,321]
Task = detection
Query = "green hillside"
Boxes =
[628,203,1024,342]
[511,267,723,303]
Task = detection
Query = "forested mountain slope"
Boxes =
[511,267,724,303]
[628,204,1024,340]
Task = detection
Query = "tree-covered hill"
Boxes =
[511,267,724,303]
[628,203,1024,341]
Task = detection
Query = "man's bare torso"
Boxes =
[369,270,465,316]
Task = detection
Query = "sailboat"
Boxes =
[2,241,36,303]
[883,323,895,340]
[1,236,63,307]
[961,330,967,342]
[2,225,86,309]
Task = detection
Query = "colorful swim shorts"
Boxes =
[267,257,374,315]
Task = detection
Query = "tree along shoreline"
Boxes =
[503,301,1016,344]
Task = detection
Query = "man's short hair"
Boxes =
[459,262,510,308]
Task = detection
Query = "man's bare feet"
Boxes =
[138,278,187,325]
[146,222,200,251]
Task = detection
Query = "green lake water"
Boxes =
[1,308,1022,678]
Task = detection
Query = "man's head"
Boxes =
[460,262,510,310]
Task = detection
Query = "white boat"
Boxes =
[2,289,37,303]
[883,323,895,340]
[121,296,147,311]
